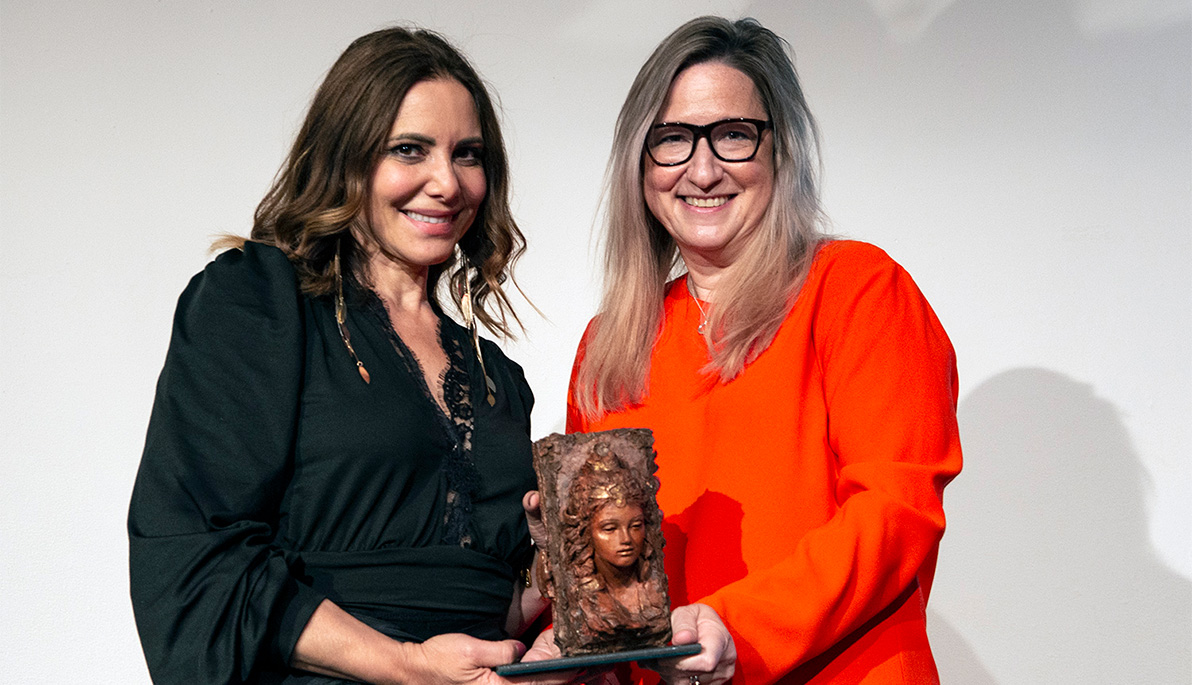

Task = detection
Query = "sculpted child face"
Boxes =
[590,502,646,574]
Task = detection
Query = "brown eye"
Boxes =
[388,142,427,162]
[648,126,693,150]
[454,145,485,166]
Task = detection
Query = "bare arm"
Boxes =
[292,599,526,684]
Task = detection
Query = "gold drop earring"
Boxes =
[457,245,496,406]
[334,240,371,384]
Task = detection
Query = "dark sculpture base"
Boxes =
[493,643,702,676]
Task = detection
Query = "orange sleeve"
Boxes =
[698,249,962,680]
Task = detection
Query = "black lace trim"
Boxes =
[363,294,482,549]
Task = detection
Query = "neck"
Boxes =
[679,250,731,303]
[365,249,432,314]
[684,266,722,303]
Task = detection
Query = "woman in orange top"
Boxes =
[566,17,962,685]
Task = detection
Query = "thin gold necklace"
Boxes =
[686,277,709,334]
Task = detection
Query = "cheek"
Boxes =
[751,148,776,202]
[371,161,412,199]
[463,169,487,207]
[734,165,773,215]
[753,172,774,208]
[644,167,680,197]
[757,159,775,195]
[643,168,679,221]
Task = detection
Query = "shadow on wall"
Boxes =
[930,368,1191,683]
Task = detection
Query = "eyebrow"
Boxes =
[388,133,435,145]
[386,134,485,147]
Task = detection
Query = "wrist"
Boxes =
[376,638,422,685]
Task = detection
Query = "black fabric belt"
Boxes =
[287,545,513,641]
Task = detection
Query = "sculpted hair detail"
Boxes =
[561,450,658,637]
[574,16,827,417]
[218,27,525,336]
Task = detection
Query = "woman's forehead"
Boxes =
[656,61,764,124]
[388,78,481,138]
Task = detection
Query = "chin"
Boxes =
[408,242,460,267]
[428,250,456,266]
[670,225,735,248]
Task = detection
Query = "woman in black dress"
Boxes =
[129,27,552,683]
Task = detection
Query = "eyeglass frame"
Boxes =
[644,117,772,167]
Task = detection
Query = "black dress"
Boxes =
[128,243,536,683]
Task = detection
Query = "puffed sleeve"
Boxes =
[128,243,325,683]
[700,244,962,679]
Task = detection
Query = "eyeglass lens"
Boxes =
[646,120,763,165]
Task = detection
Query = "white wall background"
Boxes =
[2,1,1188,682]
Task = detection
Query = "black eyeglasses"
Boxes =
[645,118,771,166]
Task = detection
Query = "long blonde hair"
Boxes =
[575,16,827,418]
[217,27,525,336]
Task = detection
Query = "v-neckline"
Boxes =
[358,293,484,548]
[393,315,451,419]
[361,293,480,445]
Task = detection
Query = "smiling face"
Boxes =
[590,501,646,576]
[643,61,774,268]
[363,78,486,273]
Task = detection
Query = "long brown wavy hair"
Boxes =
[574,17,828,416]
[219,27,525,335]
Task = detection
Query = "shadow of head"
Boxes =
[661,489,746,606]
[936,367,1190,681]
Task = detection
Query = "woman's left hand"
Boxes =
[522,490,549,548]
[644,603,735,685]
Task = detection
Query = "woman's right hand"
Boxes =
[383,631,585,685]
[401,632,527,684]
[410,629,619,685]
[642,603,736,685]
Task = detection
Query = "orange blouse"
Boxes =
[567,241,962,684]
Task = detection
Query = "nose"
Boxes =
[424,153,461,201]
[684,137,724,189]
[615,527,632,546]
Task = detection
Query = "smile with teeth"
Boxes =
[682,195,731,208]
[403,210,452,224]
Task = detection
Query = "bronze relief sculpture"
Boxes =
[532,429,672,655]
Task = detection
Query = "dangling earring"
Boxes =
[457,245,496,406]
[334,239,370,384]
